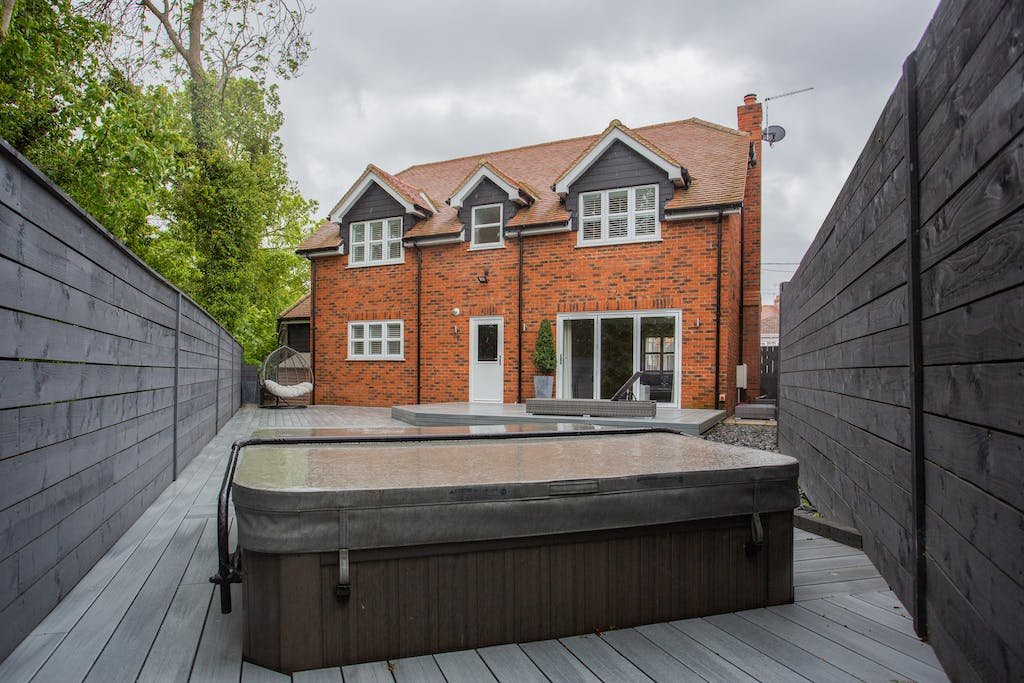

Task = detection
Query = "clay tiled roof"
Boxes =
[295,221,341,253]
[449,160,539,207]
[298,116,751,250]
[279,293,310,320]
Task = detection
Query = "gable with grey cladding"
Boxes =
[458,177,519,241]
[337,183,416,254]
[564,140,674,229]
[777,1,1024,680]
[0,139,242,661]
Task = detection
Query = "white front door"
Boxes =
[469,317,503,402]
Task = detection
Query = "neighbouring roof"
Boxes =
[297,117,750,251]
[279,294,311,320]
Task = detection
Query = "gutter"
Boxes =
[664,203,742,222]
[517,235,524,403]
[714,210,723,410]
[416,245,423,405]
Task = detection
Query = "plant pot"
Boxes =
[533,375,554,399]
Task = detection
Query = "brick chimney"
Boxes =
[737,93,763,399]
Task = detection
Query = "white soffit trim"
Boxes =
[302,248,340,258]
[554,127,681,195]
[507,223,571,236]
[450,166,525,209]
[330,171,419,222]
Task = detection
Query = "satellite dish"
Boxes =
[762,125,786,146]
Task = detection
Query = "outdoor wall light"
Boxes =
[477,268,489,284]
[452,307,460,316]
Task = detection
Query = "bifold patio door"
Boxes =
[558,311,680,405]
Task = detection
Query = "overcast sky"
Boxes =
[275,0,939,302]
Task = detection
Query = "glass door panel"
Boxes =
[640,316,675,403]
[600,317,634,399]
[563,319,595,399]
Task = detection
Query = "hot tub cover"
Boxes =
[232,430,798,554]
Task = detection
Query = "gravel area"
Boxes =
[702,422,778,452]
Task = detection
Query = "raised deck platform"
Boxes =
[393,401,725,435]
[0,406,948,682]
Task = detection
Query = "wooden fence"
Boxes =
[759,345,778,399]
[0,140,243,659]
[778,0,1023,680]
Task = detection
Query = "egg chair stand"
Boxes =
[259,345,313,409]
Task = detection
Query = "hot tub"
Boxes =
[231,425,798,673]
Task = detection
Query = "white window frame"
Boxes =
[555,309,681,406]
[347,320,404,360]
[470,203,504,250]
[348,217,404,267]
[577,184,660,246]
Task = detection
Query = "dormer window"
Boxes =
[578,185,659,245]
[470,204,503,249]
[349,217,403,266]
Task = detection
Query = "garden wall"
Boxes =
[778,1,1023,679]
[0,140,243,659]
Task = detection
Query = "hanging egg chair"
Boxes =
[259,345,313,408]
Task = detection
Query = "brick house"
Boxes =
[296,94,763,411]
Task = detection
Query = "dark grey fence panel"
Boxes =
[0,140,243,660]
[779,1,1024,680]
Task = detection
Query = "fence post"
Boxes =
[215,327,221,431]
[172,292,181,481]
[903,51,927,639]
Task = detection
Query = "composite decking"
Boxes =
[392,402,725,435]
[0,406,948,682]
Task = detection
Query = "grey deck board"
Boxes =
[137,583,214,683]
[240,661,290,682]
[0,634,62,683]
[793,553,873,573]
[633,621,757,682]
[601,627,706,681]
[390,654,445,682]
[767,603,946,681]
[850,588,914,618]
[476,644,547,683]
[293,666,344,682]
[86,517,205,682]
[433,650,496,682]
[793,563,886,586]
[190,583,243,682]
[794,576,890,601]
[519,640,602,683]
[339,661,391,682]
[705,612,861,683]
[559,633,653,681]
[738,608,903,682]
[670,618,813,683]
[825,592,919,635]
[0,407,949,683]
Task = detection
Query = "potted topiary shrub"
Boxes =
[532,318,556,398]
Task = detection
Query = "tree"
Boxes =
[533,319,557,375]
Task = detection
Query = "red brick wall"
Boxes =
[313,211,749,409]
[737,94,763,399]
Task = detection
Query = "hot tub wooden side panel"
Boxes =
[241,512,793,673]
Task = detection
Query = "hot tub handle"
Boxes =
[745,513,764,555]
[336,549,351,602]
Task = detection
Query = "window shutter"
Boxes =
[370,221,384,241]
[635,186,656,211]
[388,241,402,259]
[607,189,628,215]
[635,214,656,236]
[581,193,601,216]
[582,218,602,241]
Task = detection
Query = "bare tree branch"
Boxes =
[1,0,16,43]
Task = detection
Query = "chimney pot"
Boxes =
[744,93,757,105]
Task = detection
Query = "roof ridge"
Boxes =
[395,116,743,178]
[396,130,602,176]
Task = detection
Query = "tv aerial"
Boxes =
[762,86,813,147]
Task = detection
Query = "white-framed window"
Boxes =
[349,217,403,266]
[470,203,503,249]
[578,184,659,245]
[348,320,404,360]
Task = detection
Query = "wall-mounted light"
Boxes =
[477,268,489,284]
